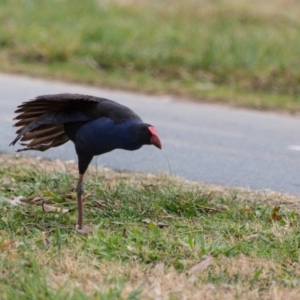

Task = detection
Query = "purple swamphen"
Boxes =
[10,93,162,233]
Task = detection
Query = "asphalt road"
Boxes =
[1,73,300,195]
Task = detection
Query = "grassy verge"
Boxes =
[1,0,300,112]
[1,153,300,299]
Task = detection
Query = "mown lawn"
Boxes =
[1,154,300,299]
[1,0,300,111]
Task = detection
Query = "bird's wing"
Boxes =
[10,93,103,152]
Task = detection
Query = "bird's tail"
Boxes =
[10,94,99,152]
[10,112,69,152]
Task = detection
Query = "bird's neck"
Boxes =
[116,121,144,151]
[72,119,145,157]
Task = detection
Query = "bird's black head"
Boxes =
[131,123,162,149]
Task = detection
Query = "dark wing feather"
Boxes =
[10,93,103,152]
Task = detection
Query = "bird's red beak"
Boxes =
[148,126,162,149]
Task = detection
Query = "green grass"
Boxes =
[1,154,300,299]
[1,0,300,111]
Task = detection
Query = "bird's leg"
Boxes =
[76,173,93,235]
[75,154,94,234]
[76,174,84,229]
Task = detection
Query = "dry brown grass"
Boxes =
[112,0,300,18]
[12,247,295,300]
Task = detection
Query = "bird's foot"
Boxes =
[75,224,94,235]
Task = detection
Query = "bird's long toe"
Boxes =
[75,224,94,235]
